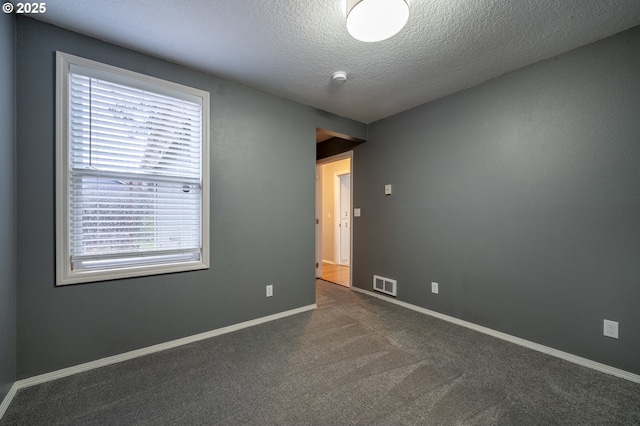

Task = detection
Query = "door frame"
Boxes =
[334,171,350,266]
[315,163,323,278]
[316,151,354,287]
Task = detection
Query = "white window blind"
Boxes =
[57,52,210,285]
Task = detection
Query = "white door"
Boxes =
[338,173,350,266]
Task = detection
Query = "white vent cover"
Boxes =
[373,275,397,296]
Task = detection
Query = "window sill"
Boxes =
[56,259,209,286]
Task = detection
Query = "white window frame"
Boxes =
[56,52,210,285]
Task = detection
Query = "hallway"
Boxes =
[320,262,349,287]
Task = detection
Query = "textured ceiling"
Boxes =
[32,0,640,124]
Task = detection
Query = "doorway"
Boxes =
[315,152,352,287]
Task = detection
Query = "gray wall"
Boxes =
[354,26,640,375]
[0,12,16,402]
[16,17,365,379]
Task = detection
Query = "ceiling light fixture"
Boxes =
[346,0,409,43]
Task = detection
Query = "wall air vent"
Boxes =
[373,275,397,296]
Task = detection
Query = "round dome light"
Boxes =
[346,0,409,43]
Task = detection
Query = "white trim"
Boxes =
[9,304,316,394]
[334,169,351,267]
[351,287,640,384]
[348,152,353,287]
[322,259,336,265]
[315,165,322,278]
[59,52,208,101]
[0,383,18,420]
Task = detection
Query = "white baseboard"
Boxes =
[0,383,18,420]
[322,260,335,265]
[352,287,640,384]
[11,304,317,393]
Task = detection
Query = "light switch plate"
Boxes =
[384,184,392,195]
[354,208,361,217]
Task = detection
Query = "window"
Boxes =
[56,52,210,285]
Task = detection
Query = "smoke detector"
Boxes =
[332,71,348,83]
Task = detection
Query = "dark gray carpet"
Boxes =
[2,280,640,425]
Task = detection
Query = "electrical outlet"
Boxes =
[266,285,273,297]
[603,319,618,339]
[431,282,438,294]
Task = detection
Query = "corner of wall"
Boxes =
[0,8,17,413]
